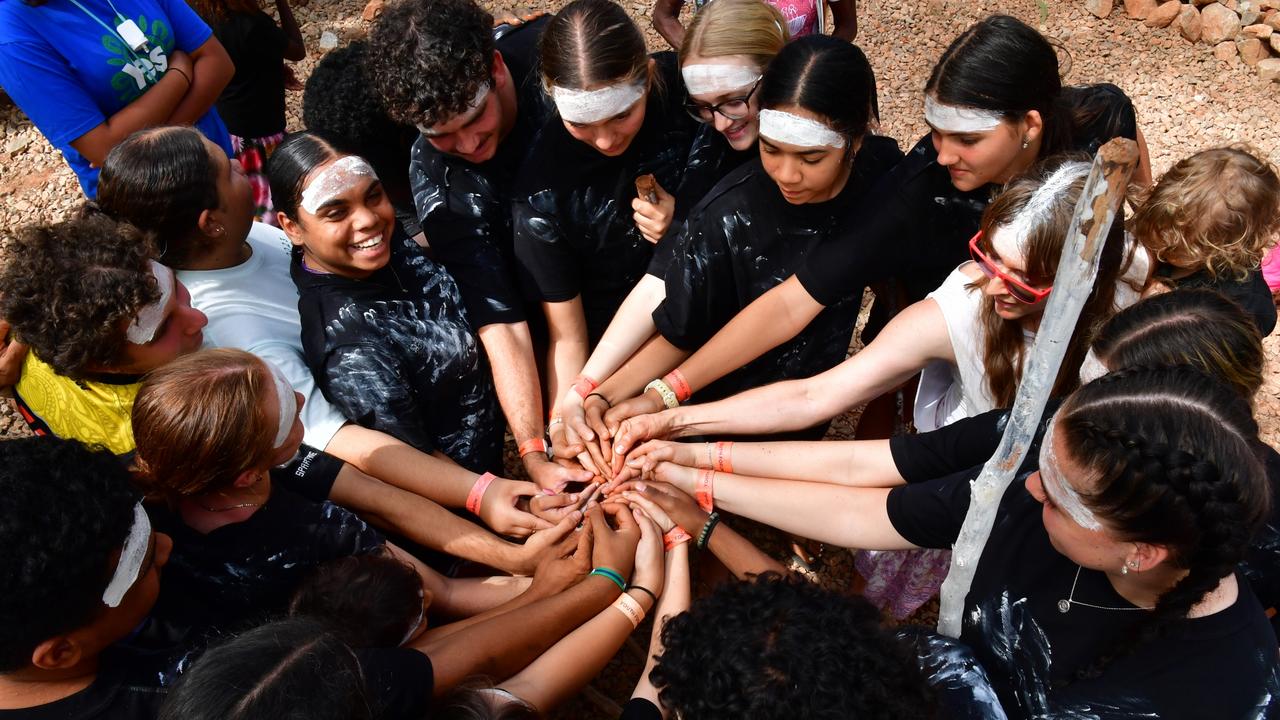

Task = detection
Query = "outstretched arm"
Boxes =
[622,437,904,489]
[652,0,687,49]
[630,541,691,715]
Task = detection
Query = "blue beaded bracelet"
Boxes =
[589,567,626,592]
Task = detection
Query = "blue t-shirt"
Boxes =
[0,0,233,197]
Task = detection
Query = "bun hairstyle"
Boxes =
[679,0,788,70]
[974,154,1127,407]
[538,0,651,92]
[757,34,875,146]
[132,348,278,503]
[1091,289,1264,403]
[96,126,220,266]
[1058,366,1268,678]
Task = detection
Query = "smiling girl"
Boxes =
[271,131,503,475]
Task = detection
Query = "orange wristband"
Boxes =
[695,469,715,512]
[664,526,692,550]
[713,441,734,474]
[518,437,548,458]
[663,369,691,403]
[612,592,645,628]
[571,375,599,399]
[465,472,497,515]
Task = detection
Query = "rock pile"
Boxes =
[1088,0,1280,82]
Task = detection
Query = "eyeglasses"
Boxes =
[968,231,1052,304]
[684,80,761,124]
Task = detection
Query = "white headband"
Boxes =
[126,261,174,345]
[758,109,845,149]
[990,161,1091,264]
[300,156,379,215]
[102,503,151,607]
[262,358,297,448]
[923,95,1003,134]
[551,82,645,124]
[417,83,490,136]
[1078,348,1109,384]
[681,64,761,96]
[1038,415,1103,531]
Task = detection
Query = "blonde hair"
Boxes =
[1132,145,1280,281]
[132,348,277,501]
[680,0,789,69]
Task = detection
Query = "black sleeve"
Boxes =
[794,139,936,307]
[890,400,1062,483]
[885,468,978,549]
[355,648,434,720]
[270,445,345,502]
[619,698,664,720]
[511,174,582,303]
[651,218,741,351]
[409,138,526,327]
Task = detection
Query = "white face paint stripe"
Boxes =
[551,82,645,124]
[1038,416,1104,531]
[102,503,151,608]
[758,109,845,149]
[417,83,490,137]
[126,261,174,345]
[1078,348,1109,384]
[300,156,379,215]
[681,64,761,96]
[262,358,297,448]
[989,161,1092,267]
[923,94,1004,134]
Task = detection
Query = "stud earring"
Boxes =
[1120,564,1128,575]
[1021,137,1030,150]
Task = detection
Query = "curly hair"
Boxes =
[159,618,372,720]
[365,0,494,128]
[0,208,159,377]
[1060,366,1268,680]
[1132,145,1280,281]
[0,437,140,672]
[302,40,417,192]
[651,573,934,719]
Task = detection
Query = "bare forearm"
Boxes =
[666,376,831,438]
[632,543,690,711]
[678,276,823,393]
[706,439,903,487]
[274,0,306,60]
[479,321,545,443]
[169,42,233,124]
[596,335,688,404]
[706,522,786,579]
[580,274,665,384]
[431,575,533,624]
[327,423,475,507]
[73,72,189,165]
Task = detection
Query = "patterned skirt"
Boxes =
[231,132,286,226]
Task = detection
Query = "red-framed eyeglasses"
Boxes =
[968,231,1053,304]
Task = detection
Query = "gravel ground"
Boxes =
[0,0,1278,715]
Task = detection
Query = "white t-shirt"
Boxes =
[177,223,348,450]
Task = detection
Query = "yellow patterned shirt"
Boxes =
[12,352,139,455]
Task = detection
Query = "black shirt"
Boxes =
[208,10,288,138]
[355,647,434,719]
[653,137,903,401]
[291,232,503,474]
[1162,268,1277,336]
[798,84,1138,309]
[151,457,385,637]
[408,16,551,329]
[511,52,706,342]
[886,468,1280,719]
[0,646,177,720]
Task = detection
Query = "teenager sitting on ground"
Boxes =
[93,126,565,572]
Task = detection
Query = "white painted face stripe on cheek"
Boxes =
[300,156,379,215]
[262,358,297,448]
[102,503,151,607]
[1038,416,1104,531]
[680,64,760,96]
[757,109,845,149]
[923,94,1003,133]
[126,261,174,345]
[551,82,645,124]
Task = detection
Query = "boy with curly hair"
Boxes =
[365,0,583,491]
[0,436,176,718]
[0,210,208,454]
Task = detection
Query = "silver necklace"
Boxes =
[1057,565,1154,613]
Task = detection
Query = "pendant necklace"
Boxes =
[1057,565,1154,613]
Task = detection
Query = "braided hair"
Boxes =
[1057,366,1269,680]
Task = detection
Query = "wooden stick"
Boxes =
[936,139,1139,638]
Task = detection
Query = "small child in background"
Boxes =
[1133,145,1280,335]
[289,553,430,648]
[190,0,306,225]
